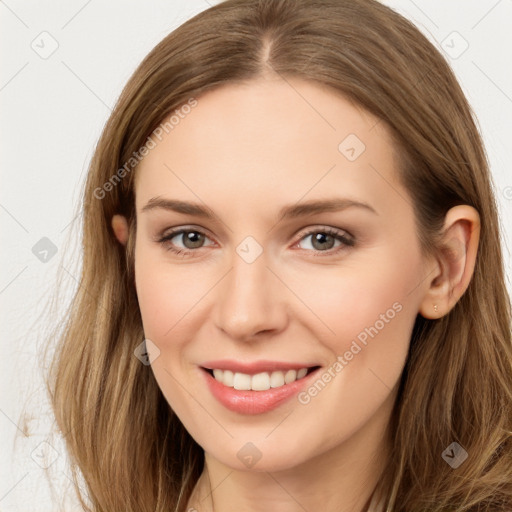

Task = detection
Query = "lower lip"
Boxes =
[201,368,319,415]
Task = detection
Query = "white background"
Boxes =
[1,0,511,510]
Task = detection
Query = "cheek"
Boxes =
[291,264,417,435]
[134,246,212,342]
[134,250,208,416]
[287,253,420,349]
[284,250,422,409]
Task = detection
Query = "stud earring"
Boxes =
[434,304,438,313]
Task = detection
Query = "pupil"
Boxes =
[184,231,204,249]
[313,233,334,250]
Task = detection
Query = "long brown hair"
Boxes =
[45,0,512,510]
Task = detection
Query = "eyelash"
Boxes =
[157,226,355,258]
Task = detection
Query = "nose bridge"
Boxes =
[213,246,286,340]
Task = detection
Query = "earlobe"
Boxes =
[112,214,129,246]
[419,205,480,319]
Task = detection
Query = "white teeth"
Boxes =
[270,371,285,388]
[223,369,234,387]
[211,367,310,391]
[233,372,252,390]
[297,368,307,379]
[251,372,270,391]
[284,369,297,384]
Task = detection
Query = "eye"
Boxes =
[157,226,354,257]
[157,228,215,255]
[295,227,354,255]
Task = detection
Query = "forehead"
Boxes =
[134,77,407,221]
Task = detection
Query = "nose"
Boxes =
[213,250,288,342]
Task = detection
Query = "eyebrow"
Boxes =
[140,196,378,219]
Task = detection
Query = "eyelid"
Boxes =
[157,226,216,246]
[294,225,354,244]
[291,226,355,256]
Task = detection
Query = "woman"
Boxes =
[47,0,512,510]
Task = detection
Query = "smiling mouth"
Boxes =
[202,366,321,391]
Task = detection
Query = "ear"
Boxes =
[112,214,129,246]
[419,205,480,319]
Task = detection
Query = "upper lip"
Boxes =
[201,359,320,374]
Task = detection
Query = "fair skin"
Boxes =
[112,77,479,512]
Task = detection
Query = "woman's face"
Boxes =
[134,77,431,472]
